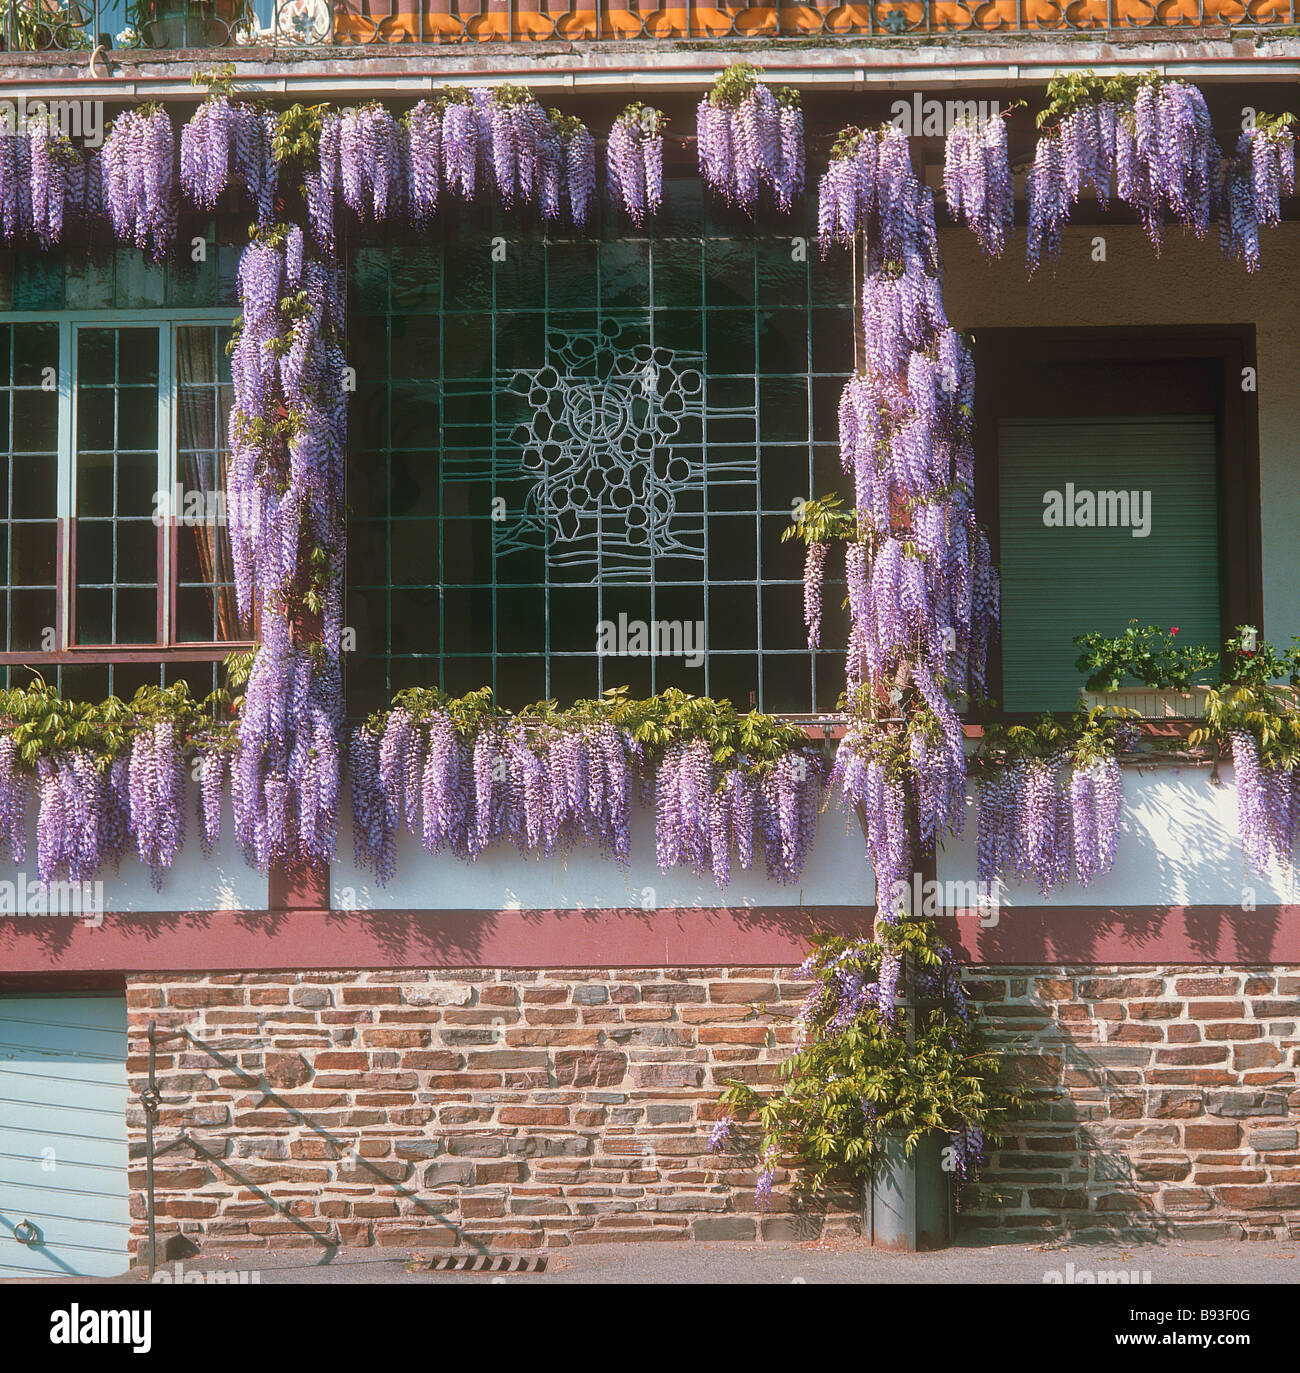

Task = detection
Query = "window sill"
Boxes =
[0,645,253,665]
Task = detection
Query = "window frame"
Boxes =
[0,308,252,668]
[971,324,1262,723]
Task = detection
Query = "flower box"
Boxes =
[1082,684,1300,719]
[1079,686,1212,719]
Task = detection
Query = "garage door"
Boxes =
[0,994,131,1278]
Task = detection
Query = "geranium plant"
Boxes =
[1073,619,1218,691]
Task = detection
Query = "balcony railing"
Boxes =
[3,0,1297,53]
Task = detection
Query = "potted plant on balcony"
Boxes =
[710,914,1021,1250]
[127,0,250,47]
[1074,620,1219,718]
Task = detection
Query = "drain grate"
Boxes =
[426,1253,548,1273]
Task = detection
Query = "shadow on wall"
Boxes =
[959,1030,1180,1246]
[130,1026,473,1267]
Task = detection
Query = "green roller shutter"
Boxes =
[997,416,1221,713]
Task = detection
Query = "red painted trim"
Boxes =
[946,907,1300,966]
[0,647,253,665]
[0,905,872,973]
[269,862,332,913]
[0,905,1297,974]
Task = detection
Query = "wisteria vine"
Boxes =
[698,64,804,214]
[0,680,232,891]
[607,102,666,225]
[227,222,346,870]
[812,122,998,910]
[972,712,1140,895]
[349,688,824,888]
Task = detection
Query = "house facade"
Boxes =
[1,4,1299,1276]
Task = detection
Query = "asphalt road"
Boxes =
[9,1237,1297,1285]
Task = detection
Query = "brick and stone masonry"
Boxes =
[124,964,1300,1258]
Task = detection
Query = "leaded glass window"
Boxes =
[346,181,852,716]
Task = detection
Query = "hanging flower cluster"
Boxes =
[0,122,99,247]
[1226,730,1299,872]
[607,102,666,225]
[697,64,804,214]
[349,688,823,888]
[0,681,232,890]
[943,114,1014,257]
[101,103,178,261]
[1221,118,1296,272]
[301,89,598,253]
[227,223,346,870]
[180,94,278,224]
[973,713,1139,895]
[1025,75,1220,272]
[816,124,918,252]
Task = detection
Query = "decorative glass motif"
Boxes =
[479,323,753,583]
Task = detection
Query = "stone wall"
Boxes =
[125,962,1300,1259]
[962,967,1300,1240]
[125,966,858,1258]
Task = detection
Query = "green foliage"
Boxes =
[273,103,330,166]
[977,704,1140,771]
[1074,619,1219,692]
[1038,69,1157,127]
[1220,625,1300,688]
[9,0,91,50]
[1191,682,1300,767]
[492,84,535,110]
[828,124,879,163]
[1249,111,1297,141]
[706,63,765,109]
[190,64,238,96]
[363,685,816,778]
[0,677,232,769]
[616,102,667,137]
[546,109,585,141]
[718,918,1022,1191]
[782,494,854,546]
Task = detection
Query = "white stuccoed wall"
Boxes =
[0,781,266,914]
[330,785,874,911]
[938,764,1295,907]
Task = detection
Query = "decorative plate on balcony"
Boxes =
[275,0,331,43]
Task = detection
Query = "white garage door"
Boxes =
[0,994,131,1278]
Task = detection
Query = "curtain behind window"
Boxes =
[176,326,238,642]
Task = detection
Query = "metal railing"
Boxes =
[135,1017,472,1276]
[3,0,1298,54]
